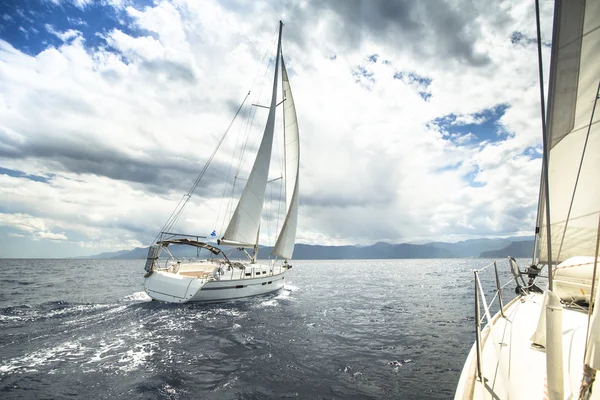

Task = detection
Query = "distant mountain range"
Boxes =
[78,236,534,260]
[479,240,535,258]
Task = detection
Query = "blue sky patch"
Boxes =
[352,64,375,87]
[429,104,510,145]
[393,71,432,87]
[0,0,154,56]
[367,53,378,63]
[521,146,542,159]
[0,166,54,183]
[511,31,551,48]
[510,31,536,46]
[464,166,485,188]
[393,70,432,101]
[418,91,431,101]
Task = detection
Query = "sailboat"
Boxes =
[455,0,600,399]
[142,21,300,303]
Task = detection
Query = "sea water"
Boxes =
[0,258,525,399]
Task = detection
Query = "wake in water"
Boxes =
[122,291,152,302]
[1,285,298,379]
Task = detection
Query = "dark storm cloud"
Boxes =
[0,132,230,196]
[281,0,492,66]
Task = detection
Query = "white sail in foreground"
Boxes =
[455,0,600,399]
[538,0,600,264]
[272,58,300,260]
[143,21,299,304]
[220,28,283,249]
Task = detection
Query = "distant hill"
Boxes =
[288,242,454,259]
[78,236,534,260]
[479,240,534,258]
[428,238,513,258]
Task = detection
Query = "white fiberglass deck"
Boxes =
[455,292,597,399]
[174,261,285,280]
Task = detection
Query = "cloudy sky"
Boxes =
[0,0,554,258]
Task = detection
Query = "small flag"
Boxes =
[210,230,216,237]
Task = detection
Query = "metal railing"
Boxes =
[472,259,520,381]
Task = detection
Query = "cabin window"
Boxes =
[236,285,244,289]
[256,271,261,275]
[268,281,272,284]
[245,273,251,276]
[262,282,267,286]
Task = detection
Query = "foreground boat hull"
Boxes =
[143,267,287,303]
[454,291,597,399]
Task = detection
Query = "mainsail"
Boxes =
[272,58,300,260]
[220,23,284,248]
[538,0,600,264]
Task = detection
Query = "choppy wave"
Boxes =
[0,258,506,398]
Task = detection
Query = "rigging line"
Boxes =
[266,179,272,246]
[154,194,189,243]
[556,82,600,262]
[219,24,281,241]
[535,0,554,287]
[214,129,242,234]
[238,25,279,115]
[275,169,283,243]
[237,38,276,176]
[157,91,252,238]
[221,96,258,234]
[229,25,278,182]
[215,88,255,234]
[215,25,278,235]
[236,57,273,176]
[273,55,286,250]
[223,102,254,230]
[221,177,237,235]
[474,261,496,273]
[237,76,261,174]
[582,213,600,370]
[271,109,283,243]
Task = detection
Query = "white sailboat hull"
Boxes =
[143,263,288,303]
[454,291,599,400]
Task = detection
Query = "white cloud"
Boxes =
[71,0,93,9]
[44,24,82,42]
[33,231,68,241]
[0,213,48,233]
[7,233,26,238]
[452,132,477,145]
[0,0,554,256]
[453,114,487,126]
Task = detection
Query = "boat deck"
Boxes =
[178,271,212,278]
[455,292,597,399]
[168,261,287,281]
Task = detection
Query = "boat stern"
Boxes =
[144,271,207,303]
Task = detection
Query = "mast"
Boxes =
[534,0,553,288]
[535,1,563,397]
